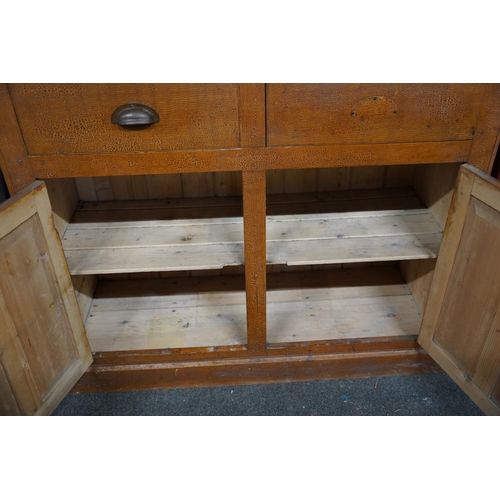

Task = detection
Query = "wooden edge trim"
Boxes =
[90,336,421,365]
[29,141,471,178]
[0,181,45,238]
[468,83,500,174]
[427,343,499,416]
[418,165,476,350]
[35,359,87,415]
[0,84,34,194]
[31,183,93,367]
[73,348,440,393]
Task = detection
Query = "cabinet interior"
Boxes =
[43,163,461,353]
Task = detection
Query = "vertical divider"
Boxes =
[243,170,267,351]
[239,84,267,350]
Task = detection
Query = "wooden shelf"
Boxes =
[85,275,247,352]
[267,208,442,265]
[267,266,422,344]
[62,197,245,275]
[85,265,420,352]
[62,188,442,275]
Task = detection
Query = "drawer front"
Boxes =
[267,84,486,147]
[10,84,241,155]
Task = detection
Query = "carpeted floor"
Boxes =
[52,372,484,416]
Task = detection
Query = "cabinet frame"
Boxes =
[1,84,500,413]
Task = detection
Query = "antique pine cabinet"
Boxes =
[1,84,500,415]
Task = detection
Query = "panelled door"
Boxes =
[0,181,92,415]
[419,164,500,416]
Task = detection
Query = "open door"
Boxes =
[0,181,92,415]
[419,164,500,415]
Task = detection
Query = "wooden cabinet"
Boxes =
[1,83,500,415]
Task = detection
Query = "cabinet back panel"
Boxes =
[75,172,243,201]
[73,166,417,202]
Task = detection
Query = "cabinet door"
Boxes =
[0,181,92,415]
[419,164,500,415]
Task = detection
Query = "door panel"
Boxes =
[419,164,500,415]
[0,181,92,415]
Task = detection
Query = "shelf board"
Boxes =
[85,265,420,352]
[62,188,442,275]
[86,275,247,352]
[267,266,422,344]
[267,208,442,265]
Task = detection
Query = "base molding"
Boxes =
[72,347,440,393]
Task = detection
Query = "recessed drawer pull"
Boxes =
[111,103,160,127]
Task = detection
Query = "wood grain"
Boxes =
[400,259,436,313]
[62,188,437,274]
[44,178,79,237]
[72,348,439,393]
[68,164,439,204]
[0,84,33,194]
[86,280,247,352]
[433,198,500,376]
[72,274,97,323]
[468,83,500,173]
[267,84,485,146]
[9,84,241,154]
[413,163,461,230]
[418,165,476,350]
[418,164,500,415]
[242,171,267,350]
[238,84,266,148]
[0,181,92,415]
[29,141,472,178]
[267,266,422,343]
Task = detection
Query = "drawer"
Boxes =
[9,84,241,155]
[267,83,486,147]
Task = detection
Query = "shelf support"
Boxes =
[243,170,267,351]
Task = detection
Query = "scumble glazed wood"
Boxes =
[9,84,242,154]
[242,171,267,350]
[29,141,472,178]
[0,85,33,194]
[2,84,500,402]
[267,84,485,146]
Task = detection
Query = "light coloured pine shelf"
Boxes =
[62,196,245,274]
[85,265,421,352]
[266,266,422,344]
[63,218,245,274]
[266,208,443,266]
[62,188,442,275]
[85,275,247,351]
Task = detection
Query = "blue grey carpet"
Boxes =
[52,372,484,416]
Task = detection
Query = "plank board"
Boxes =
[267,213,442,266]
[62,188,441,274]
[0,181,92,415]
[418,164,500,415]
[86,266,420,352]
[86,277,247,351]
[267,266,422,343]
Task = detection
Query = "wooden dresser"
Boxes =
[1,83,500,415]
